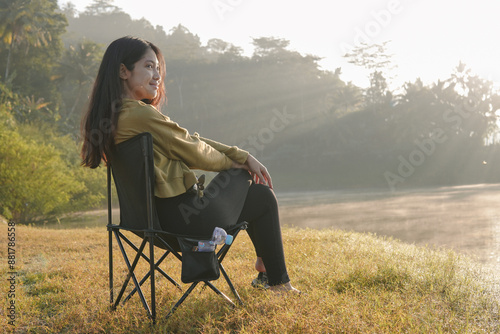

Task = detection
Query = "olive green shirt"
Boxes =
[115,99,249,198]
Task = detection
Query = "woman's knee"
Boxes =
[248,183,278,210]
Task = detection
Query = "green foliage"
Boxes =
[0,0,67,101]
[0,103,106,223]
[0,1,107,223]
[16,121,107,213]
[0,118,75,221]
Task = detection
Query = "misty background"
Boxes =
[1,0,500,223]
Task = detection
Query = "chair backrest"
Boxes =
[109,132,162,231]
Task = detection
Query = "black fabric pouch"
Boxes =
[178,237,220,283]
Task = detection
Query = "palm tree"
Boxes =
[0,0,66,81]
[57,41,102,123]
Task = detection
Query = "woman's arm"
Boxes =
[193,133,248,164]
[198,133,273,189]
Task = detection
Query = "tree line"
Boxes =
[1,0,499,223]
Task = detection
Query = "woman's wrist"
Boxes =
[231,159,246,169]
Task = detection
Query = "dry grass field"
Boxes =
[2,184,500,333]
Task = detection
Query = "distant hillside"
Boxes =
[61,2,500,192]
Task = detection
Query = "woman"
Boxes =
[81,36,299,294]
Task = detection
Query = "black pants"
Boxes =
[155,169,290,286]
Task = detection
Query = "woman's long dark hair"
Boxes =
[80,36,166,168]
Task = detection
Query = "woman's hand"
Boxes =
[232,154,273,189]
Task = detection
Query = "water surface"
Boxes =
[278,183,500,272]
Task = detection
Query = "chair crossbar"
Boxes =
[120,236,182,304]
[154,235,183,261]
[117,231,181,291]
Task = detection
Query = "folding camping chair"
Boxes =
[106,132,247,323]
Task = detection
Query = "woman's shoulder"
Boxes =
[121,98,166,119]
[122,98,157,112]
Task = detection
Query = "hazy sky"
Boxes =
[60,0,500,90]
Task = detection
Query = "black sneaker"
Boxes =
[251,272,269,289]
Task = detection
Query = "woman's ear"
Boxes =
[119,64,129,80]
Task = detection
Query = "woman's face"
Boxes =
[120,48,161,101]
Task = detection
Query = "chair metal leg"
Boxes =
[204,281,236,307]
[219,263,243,305]
[149,234,156,324]
[165,279,238,321]
[108,230,114,307]
[166,282,200,320]
[107,167,114,307]
[214,228,245,305]
[113,232,152,318]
